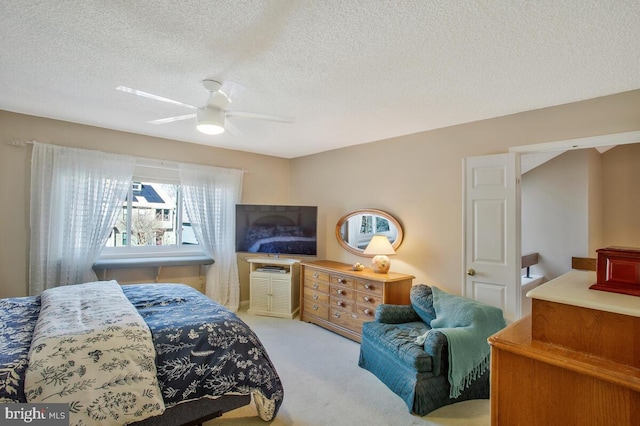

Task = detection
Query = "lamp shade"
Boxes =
[363,235,396,256]
[196,108,225,135]
[363,235,395,273]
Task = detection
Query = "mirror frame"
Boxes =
[335,209,404,256]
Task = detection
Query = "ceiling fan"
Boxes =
[116,79,294,135]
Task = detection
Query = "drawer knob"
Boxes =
[312,304,319,310]
[337,278,345,284]
[313,294,318,300]
[313,283,319,289]
[364,284,371,289]
[363,308,372,315]
[336,301,344,307]
[333,311,341,318]
[363,296,371,302]
[336,289,344,295]
[314,272,319,278]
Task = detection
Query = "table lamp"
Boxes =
[363,235,396,273]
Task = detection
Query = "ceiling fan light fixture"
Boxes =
[196,108,225,135]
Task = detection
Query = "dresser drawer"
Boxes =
[304,287,330,304]
[355,303,377,319]
[330,296,355,311]
[331,274,356,288]
[331,285,355,299]
[305,268,330,282]
[304,298,329,320]
[354,290,382,306]
[330,307,366,334]
[304,278,330,294]
[355,279,383,296]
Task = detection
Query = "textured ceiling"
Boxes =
[1,1,639,159]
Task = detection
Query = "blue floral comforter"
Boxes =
[0,295,40,404]
[0,283,283,422]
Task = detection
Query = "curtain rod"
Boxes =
[4,139,249,173]
[6,139,35,147]
[136,158,249,174]
[136,157,249,174]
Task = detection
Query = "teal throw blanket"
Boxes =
[416,286,506,398]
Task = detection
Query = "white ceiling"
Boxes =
[1,1,639,159]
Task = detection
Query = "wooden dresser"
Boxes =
[489,270,640,425]
[300,260,414,342]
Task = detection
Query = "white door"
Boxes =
[463,153,521,322]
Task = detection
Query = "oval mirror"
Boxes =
[335,209,404,256]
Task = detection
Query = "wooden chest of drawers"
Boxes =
[300,260,414,342]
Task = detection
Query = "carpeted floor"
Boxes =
[208,308,490,426]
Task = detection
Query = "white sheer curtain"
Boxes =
[179,163,243,310]
[29,143,135,295]
[350,214,365,247]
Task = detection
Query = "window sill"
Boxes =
[93,254,214,270]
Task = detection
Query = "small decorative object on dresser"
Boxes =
[248,257,300,319]
[300,260,414,342]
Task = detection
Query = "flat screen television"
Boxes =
[235,204,318,256]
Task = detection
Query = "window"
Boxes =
[104,180,199,253]
[156,208,171,221]
[356,214,393,249]
[360,216,373,234]
[375,217,390,233]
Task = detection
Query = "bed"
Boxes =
[0,281,283,425]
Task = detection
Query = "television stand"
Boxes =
[247,258,300,319]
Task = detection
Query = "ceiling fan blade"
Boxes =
[225,119,242,136]
[117,86,198,110]
[148,113,196,125]
[219,81,245,101]
[226,110,294,123]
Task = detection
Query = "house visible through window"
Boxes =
[105,181,198,249]
[360,216,373,234]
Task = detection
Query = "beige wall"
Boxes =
[603,143,640,247]
[2,89,640,300]
[290,90,640,294]
[0,110,291,298]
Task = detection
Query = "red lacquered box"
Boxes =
[590,246,640,297]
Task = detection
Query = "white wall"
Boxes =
[587,148,604,254]
[521,149,598,280]
[521,144,640,283]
